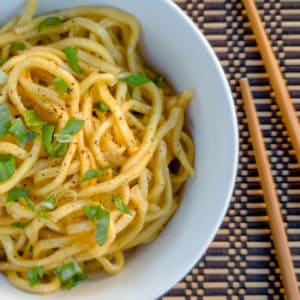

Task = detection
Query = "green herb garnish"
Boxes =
[112,194,132,215]
[42,125,57,157]
[27,266,44,287]
[121,72,151,87]
[83,206,101,220]
[95,210,110,246]
[37,196,55,219]
[51,142,68,157]
[10,43,26,51]
[41,196,56,210]
[22,131,39,145]
[42,125,67,158]
[9,118,27,143]
[55,262,87,289]
[7,186,35,211]
[64,47,83,73]
[0,103,12,138]
[38,16,63,32]
[0,155,16,182]
[83,205,110,246]
[54,118,85,143]
[6,186,30,202]
[11,222,28,229]
[24,196,35,211]
[54,77,68,93]
[24,110,46,128]
[37,208,49,219]
[152,75,163,86]
[95,101,109,113]
[81,165,111,183]
[42,118,84,158]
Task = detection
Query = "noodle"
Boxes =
[0,0,195,294]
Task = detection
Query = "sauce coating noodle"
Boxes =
[0,0,194,294]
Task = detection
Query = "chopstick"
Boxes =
[242,0,300,165]
[240,78,299,300]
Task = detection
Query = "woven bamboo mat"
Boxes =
[162,0,300,299]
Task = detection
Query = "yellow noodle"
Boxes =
[0,0,194,294]
[0,142,28,160]
[0,17,18,35]
[96,251,124,275]
[171,110,195,176]
[6,202,36,220]
[33,160,80,184]
[33,236,74,259]
[0,137,41,193]
[16,0,38,26]
[7,271,61,294]
[15,233,27,251]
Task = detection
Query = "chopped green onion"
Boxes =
[6,186,34,211]
[10,43,26,51]
[54,118,85,143]
[64,47,83,73]
[121,72,151,87]
[112,194,132,215]
[43,119,84,157]
[24,110,46,128]
[83,205,110,246]
[42,125,67,158]
[9,118,27,143]
[54,77,68,93]
[42,125,55,155]
[55,262,87,289]
[11,222,28,229]
[81,165,111,183]
[83,206,101,220]
[95,101,110,113]
[37,208,49,219]
[42,125,55,156]
[0,155,16,183]
[51,142,67,158]
[152,75,163,86]
[41,196,56,210]
[55,262,81,281]
[38,16,63,32]
[63,273,88,289]
[29,244,33,252]
[22,131,39,145]
[7,186,30,202]
[27,266,44,287]
[0,103,12,138]
[6,186,35,211]
[6,189,35,211]
[95,208,110,246]
[0,58,7,66]
[23,195,35,211]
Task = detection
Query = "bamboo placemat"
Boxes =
[162,0,300,299]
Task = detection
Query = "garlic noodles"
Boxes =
[0,0,195,294]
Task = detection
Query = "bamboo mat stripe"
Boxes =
[162,0,300,299]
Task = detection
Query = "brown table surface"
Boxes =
[162,0,300,299]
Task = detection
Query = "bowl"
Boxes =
[0,0,238,299]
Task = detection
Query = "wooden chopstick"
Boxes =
[240,78,299,300]
[242,0,300,165]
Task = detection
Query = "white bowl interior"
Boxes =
[0,0,238,299]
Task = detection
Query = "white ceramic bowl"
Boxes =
[1,0,238,299]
